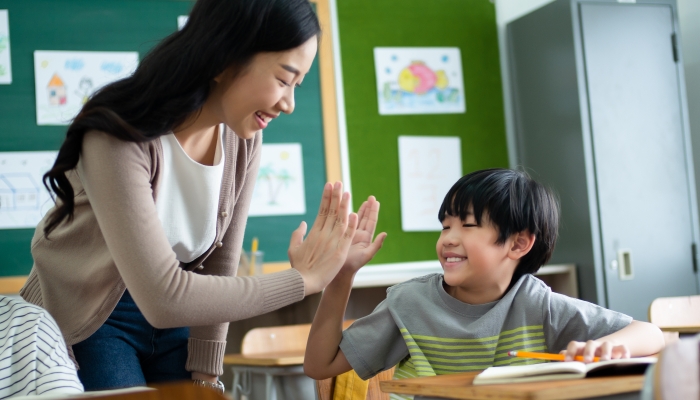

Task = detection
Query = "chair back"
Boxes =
[240,323,312,355]
[0,276,27,295]
[649,295,700,329]
[316,368,395,400]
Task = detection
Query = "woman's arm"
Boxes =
[78,131,356,329]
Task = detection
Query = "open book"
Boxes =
[473,357,657,385]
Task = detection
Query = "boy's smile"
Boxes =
[437,209,520,304]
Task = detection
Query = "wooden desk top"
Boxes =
[379,371,645,400]
[223,351,305,367]
[660,325,700,334]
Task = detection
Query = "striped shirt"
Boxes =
[339,274,631,400]
[0,296,83,398]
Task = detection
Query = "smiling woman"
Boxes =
[19,0,385,393]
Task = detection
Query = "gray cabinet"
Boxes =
[508,0,700,320]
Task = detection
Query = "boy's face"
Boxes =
[436,208,519,299]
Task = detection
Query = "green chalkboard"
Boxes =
[0,0,328,274]
[336,0,509,265]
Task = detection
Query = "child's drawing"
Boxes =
[398,136,462,231]
[374,47,465,115]
[0,10,12,84]
[34,51,139,125]
[249,143,306,217]
[0,151,58,229]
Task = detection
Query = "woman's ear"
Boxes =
[508,231,536,261]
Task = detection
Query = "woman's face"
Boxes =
[212,36,318,139]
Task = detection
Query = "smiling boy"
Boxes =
[304,169,664,395]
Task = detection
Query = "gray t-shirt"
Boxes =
[340,273,632,384]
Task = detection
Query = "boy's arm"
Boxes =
[304,196,386,380]
[562,320,664,362]
[304,270,354,380]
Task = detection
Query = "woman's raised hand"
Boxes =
[288,182,358,295]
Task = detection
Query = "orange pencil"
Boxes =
[507,351,600,363]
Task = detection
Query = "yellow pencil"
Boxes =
[507,351,600,363]
[248,237,259,276]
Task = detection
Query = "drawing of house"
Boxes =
[0,174,41,211]
[47,73,67,105]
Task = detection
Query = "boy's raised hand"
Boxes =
[342,196,387,274]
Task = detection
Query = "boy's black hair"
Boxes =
[438,168,560,288]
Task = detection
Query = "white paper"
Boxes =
[0,151,58,229]
[249,143,306,217]
[177,15,188,30]
[34,50,139,125]
[374,47,466,115]
[398,136,462,231]
[0,10,12,84]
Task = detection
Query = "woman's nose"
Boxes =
[279,89,295,114]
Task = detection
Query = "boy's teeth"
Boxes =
[446,257,464,262]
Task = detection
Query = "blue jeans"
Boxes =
[72,290,190,391]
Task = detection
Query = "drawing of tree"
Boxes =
[256,163,295,205]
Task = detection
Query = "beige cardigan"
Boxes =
[20,128,305,376]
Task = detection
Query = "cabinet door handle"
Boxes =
[618,249,634,280]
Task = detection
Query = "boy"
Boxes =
[304,169,664,391]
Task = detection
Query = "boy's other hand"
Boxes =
[561,340,631,363]
[342,196,387,274]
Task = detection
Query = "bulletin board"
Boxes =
[0,0,341,275]
[336,0,510,265]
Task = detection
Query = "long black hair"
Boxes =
[42,0,320,236]
[438,169,560,288]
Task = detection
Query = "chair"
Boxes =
[315,368,395,400]
[0,276,28,295]
[649,295,700,345]
[224,321,354,400]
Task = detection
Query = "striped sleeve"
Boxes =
[0,296,83,399]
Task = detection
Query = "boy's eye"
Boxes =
[441,226,449,231]
[463,224,477,228]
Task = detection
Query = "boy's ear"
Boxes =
[508,231,536,260]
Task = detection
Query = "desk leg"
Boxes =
[265,373,274,400]
[232,370,240,400]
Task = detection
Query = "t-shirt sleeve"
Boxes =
[544,291,633,353]
[339,297,408,380]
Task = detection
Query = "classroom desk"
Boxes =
[379,371,645,400]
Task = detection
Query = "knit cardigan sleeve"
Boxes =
[77,131,305,373]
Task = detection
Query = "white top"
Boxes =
[156,126,225,263]
[0,296,84,398]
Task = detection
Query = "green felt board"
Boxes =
[0,0,327,275]
[336,0,509,264]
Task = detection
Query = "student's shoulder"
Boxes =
[386,273,442,298]
[0,296,58,328]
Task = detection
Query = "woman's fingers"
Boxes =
[288,221,308,250]
[341,213,359,249]
[322,182,343,232]
[310,183,333,233]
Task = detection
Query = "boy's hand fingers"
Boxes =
[611,345,630,360]
[582,340,598,363]
[340,213,359,250]
[367,232,387,256]
[357,200,369,231]
[598,342,613,361]
[564,341,584,361]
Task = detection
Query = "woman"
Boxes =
[20,0,386,392]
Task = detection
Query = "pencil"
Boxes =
[249,237,258,276]
[507,351,600,362]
